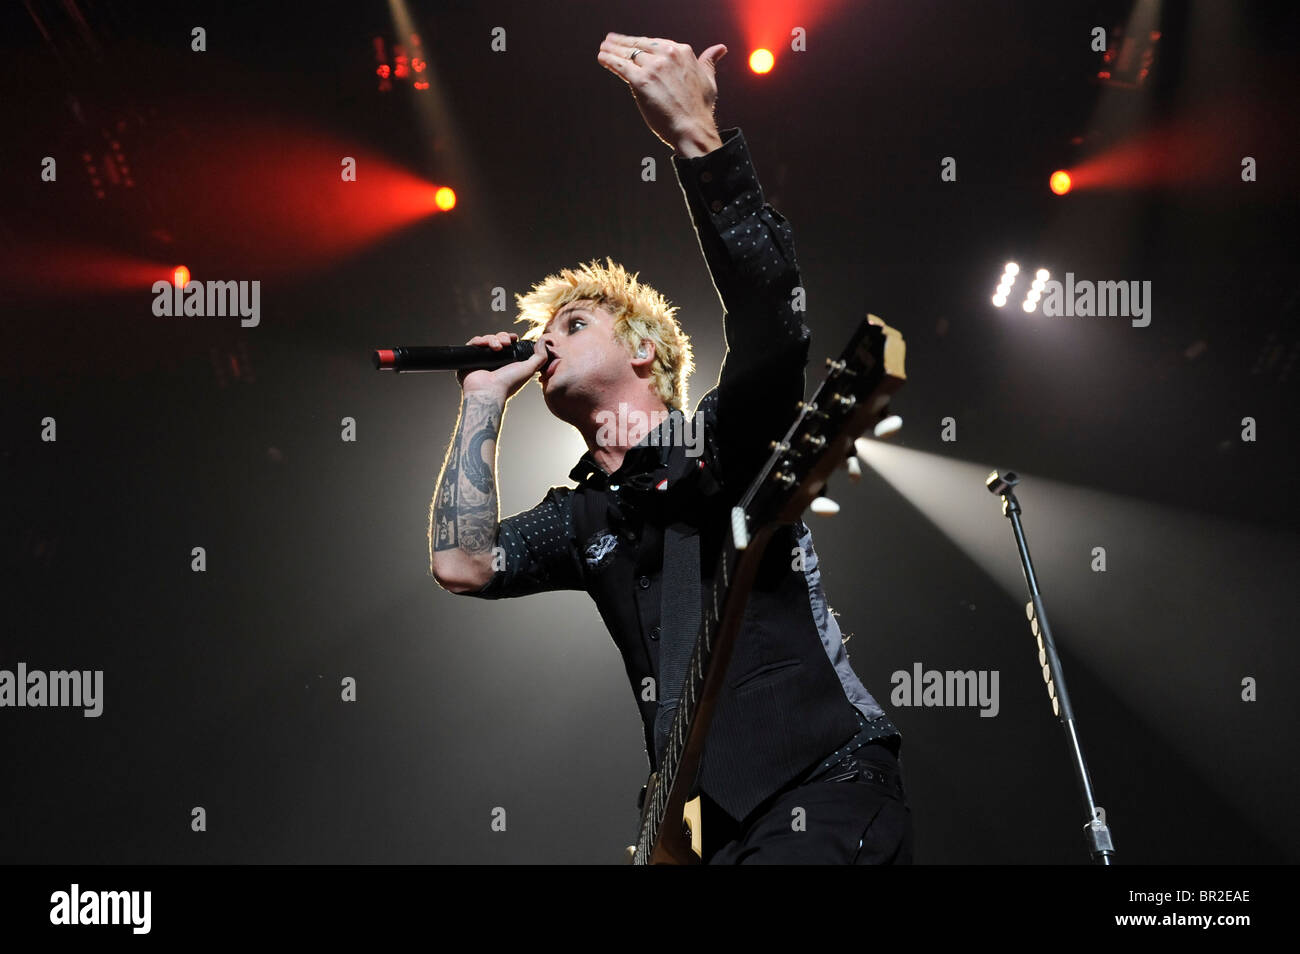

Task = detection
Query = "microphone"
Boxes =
[373,340,544,373]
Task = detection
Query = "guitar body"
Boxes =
[630,776,703,864]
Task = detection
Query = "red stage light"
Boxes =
[94,117,447,278]
[749,49,774,74]
[173,265,191,288]
[435,187,456,211]
[0,245,177,295]
[1050,170,1072,195]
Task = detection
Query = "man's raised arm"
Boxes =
[599,31,810,478]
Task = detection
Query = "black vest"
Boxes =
[566,429,862,824]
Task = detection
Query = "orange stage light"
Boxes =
[749,49,774,74]
[434,187,456,211]
[1050,170,1072,195]
[173,265,191,287]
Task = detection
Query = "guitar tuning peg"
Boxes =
[810,496,840,516]
[873,414,903,439]
[845,455,863,481]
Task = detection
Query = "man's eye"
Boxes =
[569,318,584,331]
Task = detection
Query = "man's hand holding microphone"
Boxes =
[455,331,549,400]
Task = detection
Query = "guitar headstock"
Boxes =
[743,315,906,527]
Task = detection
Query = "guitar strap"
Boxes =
[653,519,700,770]
[647,414,727,772]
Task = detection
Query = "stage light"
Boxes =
[991,263,1019,308]
[435,187,456,211]
[1005,266,1052,311]
[1050,170,1072,195]
[173,265,191,288]
[749,49,774,74]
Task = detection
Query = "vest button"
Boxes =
[638,576,651,589]
[649,626,661,641]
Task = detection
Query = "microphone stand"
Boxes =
[986,470,1116,865]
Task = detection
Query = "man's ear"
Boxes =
[632,338,655,367]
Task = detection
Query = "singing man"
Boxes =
[429,31,912,864]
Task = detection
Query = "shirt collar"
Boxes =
[568,407,684,489]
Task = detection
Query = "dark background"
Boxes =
[2,0,1297,863]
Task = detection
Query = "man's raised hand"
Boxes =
[597,32,727,157]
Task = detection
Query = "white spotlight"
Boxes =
[992,294,1007,307]
[1023,300,1037,312]
[1036,268,1050,280]
[1005,263,1020,275]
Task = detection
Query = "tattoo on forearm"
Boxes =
[431,394,502,557]
[464,428,495,495]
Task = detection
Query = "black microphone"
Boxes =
[373,340,544,373]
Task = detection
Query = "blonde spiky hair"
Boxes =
[514,257,694,411]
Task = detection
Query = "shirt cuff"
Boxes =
[671,127,763,228]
